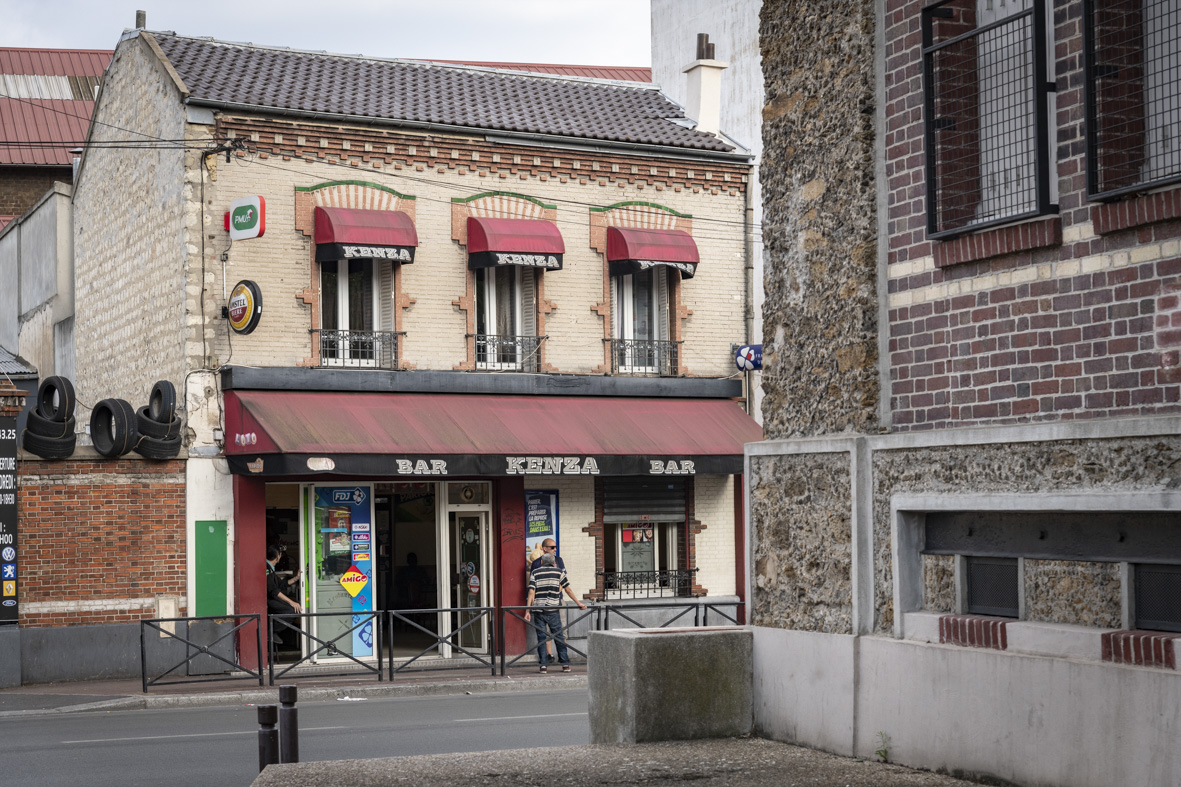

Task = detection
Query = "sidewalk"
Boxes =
[0,662,586,716]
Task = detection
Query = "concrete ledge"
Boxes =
[588,626,751,743]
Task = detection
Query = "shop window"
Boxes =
[1134,563,1181,633]
[965,556,1020,617]
[474,267,539,372]
[921,0,1056,238]
[601,477,693,598]
[610,268,676,376]
[319,259,397,369]
[1085,0,1181,199]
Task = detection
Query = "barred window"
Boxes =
[965,556,1020,617]
[1134,563,1181,633]
[1085,0,1181,199]
[922,0,1057,238]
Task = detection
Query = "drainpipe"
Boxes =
[743,168,755,417]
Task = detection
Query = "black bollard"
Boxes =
[278,684,299,764]
[257,704,279,773]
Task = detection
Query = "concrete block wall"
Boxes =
[72,35,189,419]
[16,449,187,627]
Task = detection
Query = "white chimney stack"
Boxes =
[682,33,728,138]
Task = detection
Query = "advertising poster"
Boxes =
[0,415,16,625]
[524,489,559,557]
[314,487,373,658]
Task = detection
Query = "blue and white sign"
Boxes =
[735,344,763,371]
[1,564,13,580]
[0,547,13,563]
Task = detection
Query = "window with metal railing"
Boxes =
[473,334,544,372]
[313,329,401,369]
[922,0,1056,238]
[1085,0,1181,200]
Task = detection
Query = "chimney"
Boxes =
[681,33,728,138]
[135,10,146,28]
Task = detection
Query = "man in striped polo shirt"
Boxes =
[524,550,587,673]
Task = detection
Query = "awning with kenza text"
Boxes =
[607,226,699,278]
[315,206,418,263]
[223,390,761,478]
[466,216,565,270]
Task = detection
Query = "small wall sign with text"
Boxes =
[225,195,266,240]
[228,280,263,334]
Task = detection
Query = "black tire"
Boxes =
[134,432,182,460]
[25,409,76,439]
[149,380,177,423]
[90,398,138,457]
[136,406,182,439]
[22,429,76,459]
[36,376,75,422]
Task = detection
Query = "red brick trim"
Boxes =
[939,614,1009,650]
[1101,629,1177,669]
[1091,188,1181,235]
[934,217,1062,268]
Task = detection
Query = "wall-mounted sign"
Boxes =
[226,195,266,240]
[227,280,263,335]
[0,417,17,625]
[735,344,763,371]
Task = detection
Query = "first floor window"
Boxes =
[475,266,536,369]
[602,477,689,597]
[320,258,394,367]
[611,267,671,373]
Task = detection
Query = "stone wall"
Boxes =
[922,554,955,613]
[1024,559,1121,628]
[758,0,880,438]
[749,452,852,633]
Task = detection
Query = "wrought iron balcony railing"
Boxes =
[599,568,698,599]
[312,329,401,370]
[473,334,544,372]
[606,338,680,376]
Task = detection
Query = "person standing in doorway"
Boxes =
[524,551,586,673]
[267,544,302,649]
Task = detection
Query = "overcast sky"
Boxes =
[0,0,653,65]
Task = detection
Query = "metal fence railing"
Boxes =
[312,329,401,369]
[139,602,745,690]
[599,568,698,599]
[606,338,681,376]
[474,334,545,372]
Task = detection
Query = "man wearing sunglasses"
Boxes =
[524,542,586,673]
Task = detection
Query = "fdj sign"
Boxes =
[226,195,266,240]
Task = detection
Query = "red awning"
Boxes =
[467,216,565,270]
[607,226,700,278]
[223,390,761,477]
[314,206,418,263]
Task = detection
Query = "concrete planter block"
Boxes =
[588,626,752,743]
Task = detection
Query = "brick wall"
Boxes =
[884,0,1181,430]
[0,167,68,217]
[17,453,186,627]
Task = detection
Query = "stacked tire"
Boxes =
[133,380,182,459]
[23,376,77,458]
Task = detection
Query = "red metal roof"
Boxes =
[0,48,110,76]
[223,391,761,473]
[0,97,93,165]
[314,207,418,248]
[467,217,565,255]
[427,60,651,82]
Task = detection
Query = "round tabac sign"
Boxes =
[468,574,480,595]
[228,280,263,334]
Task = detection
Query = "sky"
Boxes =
[0,0,652,66]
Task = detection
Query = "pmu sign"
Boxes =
[225,195,266,240]
[0,413,17,625]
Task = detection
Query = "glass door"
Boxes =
[450,510,490,652]
[308,485,375,660]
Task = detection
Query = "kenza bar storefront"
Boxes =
[222,367,761,663]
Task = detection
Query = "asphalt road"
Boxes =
[0,688,589,787]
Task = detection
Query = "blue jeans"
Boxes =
[533,609,568,665]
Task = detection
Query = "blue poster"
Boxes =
[525,489,559,549]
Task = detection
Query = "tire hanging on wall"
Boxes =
[22,428,76,459]
[25,408,76,439]
[135,406,181,440]
[134,432,182,460]
[36,376,75,422]
[90,398,138,458]
[148,380,177,423]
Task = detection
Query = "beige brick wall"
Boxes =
[72,36,190,415]
[693,475,737,596]
[539,477,597,601]
[205,118,749,377]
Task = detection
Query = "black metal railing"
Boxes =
[499,604,597,675]
[140,614,263,692]
[1084,0,1181,200]
[386,606,497,678]
[598,568,698,599]
[606,338,680,376]
[268,611,383,685]
[922,0,1054,238]
[312,329,401,369]
[473,334,544,372]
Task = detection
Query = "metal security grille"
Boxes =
[922,0,1055,237]
[1135,564,1181,633]
[603,478,686,523]
[1085,0,1181,199]
[965,556,1020,617]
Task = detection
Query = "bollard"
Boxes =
[278,684,299,764]
[257,704,279,772]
